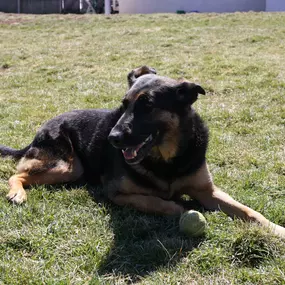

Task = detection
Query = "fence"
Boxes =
[0,0,83,14]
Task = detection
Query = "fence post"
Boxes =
[105,0,111,14]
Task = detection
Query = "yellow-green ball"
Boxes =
[179,210,207,237]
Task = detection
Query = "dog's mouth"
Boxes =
[122,133,157,165]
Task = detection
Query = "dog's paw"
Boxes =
[164,202,185,215]
[6,189,27,204]
[269,222,285,239]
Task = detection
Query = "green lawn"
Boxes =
[0,12,285,284]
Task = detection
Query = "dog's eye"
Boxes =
[134,96,153,115]
[144,101,153,112]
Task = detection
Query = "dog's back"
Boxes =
[0,108,123,184]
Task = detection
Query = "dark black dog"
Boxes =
[1,66,284,238]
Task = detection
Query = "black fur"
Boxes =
[0,67,208,201]
[139,110,208,181]
[0,144,31,160]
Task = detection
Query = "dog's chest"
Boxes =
[121,164,212,199]
[123,163,212,200]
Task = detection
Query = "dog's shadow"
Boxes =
[87,185,206,282]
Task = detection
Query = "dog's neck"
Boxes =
[152,108,207,159]
[142,108,209,180]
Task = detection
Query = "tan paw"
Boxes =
[274,224,285,239]
[6,189,27,204]
[164,202,184,215]
[268,222,285,239]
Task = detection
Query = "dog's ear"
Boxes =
[127,66,157,88]
[175,81,206,105]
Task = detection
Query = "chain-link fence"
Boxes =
[0,0,119,14]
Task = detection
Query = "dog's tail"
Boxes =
[0,144,31,160]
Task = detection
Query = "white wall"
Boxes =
[119,0,266,14]
[266,0,285,11]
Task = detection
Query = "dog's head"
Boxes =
[108,66,206,165]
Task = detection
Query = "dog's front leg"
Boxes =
[189,183,285,238]
[111,194,184,215]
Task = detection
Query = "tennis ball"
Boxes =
[179,210,207,237]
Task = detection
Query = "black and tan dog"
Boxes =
[1,66,284,238]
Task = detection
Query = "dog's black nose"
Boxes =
[108,131,123,148]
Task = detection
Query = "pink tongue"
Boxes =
[122,142,145,160]
[123,148,136,160]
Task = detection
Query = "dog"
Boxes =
[1,66,284,238]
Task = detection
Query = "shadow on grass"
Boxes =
[87,185,206,282]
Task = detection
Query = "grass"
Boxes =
[0,11,285,284]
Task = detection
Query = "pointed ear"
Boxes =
[127,66,157,88]
[176,81,206,105]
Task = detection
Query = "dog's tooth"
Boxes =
[133,150,137,157]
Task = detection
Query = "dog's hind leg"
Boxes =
[7,154,84,204]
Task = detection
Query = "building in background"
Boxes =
[0,0,285,14]
[266,0,285,11]
[119,0,266,14]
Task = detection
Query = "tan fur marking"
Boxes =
[6,154,83,204]
[177,166,285,238]
[134,66,153,77]
[171,163,213,194]
[17,158,47,174]
[151,111,180,161]
[120,176,154,195]
[111,194,184,215]
[149,146,161,159]
[158,130,180,161]
[120,176,174,199]
[125,91,145,101]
